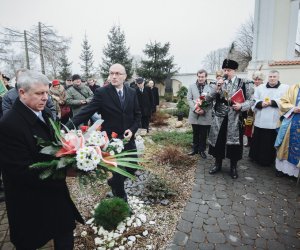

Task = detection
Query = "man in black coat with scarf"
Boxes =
[67,63,141,202]
[0,69,83,250]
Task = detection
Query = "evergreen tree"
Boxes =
[101,25,133,80]
[80,33,94,79]
[137,41,177,84]
[58,51,72,81]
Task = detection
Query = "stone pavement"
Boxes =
[0,148,299,250]
[168,148,300,250]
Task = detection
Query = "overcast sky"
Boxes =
[1,0,255,75]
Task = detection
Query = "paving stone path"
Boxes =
[168,148,300,250]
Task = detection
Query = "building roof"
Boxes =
[269,60,300,66]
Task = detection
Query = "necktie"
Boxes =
[118,90,125,108]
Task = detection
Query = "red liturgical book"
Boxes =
[230,89,245,104]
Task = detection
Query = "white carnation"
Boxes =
[76,146,100,171]
[87,131,107,146]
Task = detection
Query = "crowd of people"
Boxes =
[0,65,160,249]
[0,60,299,249]
[187,59,299,181]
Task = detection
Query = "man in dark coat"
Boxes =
[88,78,100,93]
[0,69,83,250]
[67,63,141,202]
[148,80,159,113]
[136,77,154,132]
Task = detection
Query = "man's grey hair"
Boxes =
[17,69,49,91]
[269,70,279,75]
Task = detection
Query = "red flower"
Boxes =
[111,132,118,138]
[200,95,206,100]
[80,125,89,133]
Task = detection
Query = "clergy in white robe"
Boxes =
[249,70,289,166]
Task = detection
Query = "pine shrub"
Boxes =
[93,198,130,231]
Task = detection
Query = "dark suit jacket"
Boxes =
[136,86,154,117]
[0,98,83,249]
[70,83,141,142]
[151,87,159,106]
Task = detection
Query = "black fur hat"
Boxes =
[222,59,239,70]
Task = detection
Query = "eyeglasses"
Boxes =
[109,72,124,76]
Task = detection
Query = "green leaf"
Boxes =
[100,162,136,180]
[57,157,76,169]
[49,118,63,141]
[40,145,59,155]
[30,160,59,169]
[39,169,54,179]
[108,151,139,158]
[34,135,53,147]
[116,161,144,169]
[114,157,146,162]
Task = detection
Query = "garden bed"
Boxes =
[68,115,196,249]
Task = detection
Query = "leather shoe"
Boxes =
[275,170,284,177]
[209,165,221,174]
[199,151,207,159]
[188,151,198,156]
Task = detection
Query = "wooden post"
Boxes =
[24,30,30,70]
[38,22,45,74]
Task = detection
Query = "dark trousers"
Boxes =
[192,124,210,153]
[141,116,150,131]
[108,141,137,201]
[16,230,74,250]
[208,116,243,161]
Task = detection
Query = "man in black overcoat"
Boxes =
[136,77,153,132]
[0,69,83,250]
[67,63,141,202]
[148,80,159,113]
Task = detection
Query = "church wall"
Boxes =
[247,61,300,86]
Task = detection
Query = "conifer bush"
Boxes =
[93,198,130,231]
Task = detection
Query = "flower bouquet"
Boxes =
[30,119,143,182]
[195,93,209,113]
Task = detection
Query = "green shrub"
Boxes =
[151,130,193,147]
[145,174,176,200]
[175,105,189,117]
[164,92,173,102]
[163,108,177,116]
[94,198,130,231]
[176,86,189,117]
